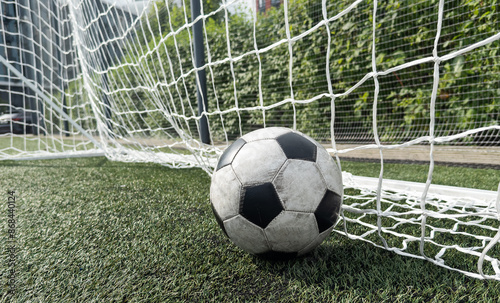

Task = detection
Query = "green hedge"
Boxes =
[108,0,499,143]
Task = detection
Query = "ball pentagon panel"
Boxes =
[314,190,342,233]
[216,138,246,171]
[241,182,284,229]
[275,132,317,162]
[211,204,227,236]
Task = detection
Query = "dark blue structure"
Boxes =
[0,0,143,134]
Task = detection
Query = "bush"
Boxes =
[107,0,499,144]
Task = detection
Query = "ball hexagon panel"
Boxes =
[273,159,327,213]
[298,225,335,256]
[241,127,290,142]
[275,132,317,162]
[223,215,270,254]
[231,139,287,185]
[216,138,246,171]
[210,165,242,221]
[314,190,342,233]
[265,211,319,253]
[241,182,284,229]
[315,147,343,195]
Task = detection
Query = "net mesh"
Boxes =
[0,0,499,279]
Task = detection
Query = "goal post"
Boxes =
[191,0,211,144]
[0,0,499,279]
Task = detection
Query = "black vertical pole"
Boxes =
[18,0,38,135]
[25,1,45,135]
[191,0,210,144]
[62,94,69,136]
[53,0,69,137]
[102,72,113,134]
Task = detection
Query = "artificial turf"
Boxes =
[0,157,498,302]
[341,160,500,191]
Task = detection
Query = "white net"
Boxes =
[0,0,499,279]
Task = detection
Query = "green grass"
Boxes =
[0,136,204,157]
[341,160,500,191]
[0,136,96,155]
[0,157,499,302]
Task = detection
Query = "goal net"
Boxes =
[0,0,499,279]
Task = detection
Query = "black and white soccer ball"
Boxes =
[210,127,343,258]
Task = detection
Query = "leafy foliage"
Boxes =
[108,0,499,143]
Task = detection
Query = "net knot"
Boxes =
[433,56,442,64]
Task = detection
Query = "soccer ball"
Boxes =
[210,127,343,258]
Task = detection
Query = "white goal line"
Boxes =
[344,173,499,209]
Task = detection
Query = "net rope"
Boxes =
[0,0,499,279]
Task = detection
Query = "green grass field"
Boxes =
[0,157,499,302]
[0,136,96,156]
